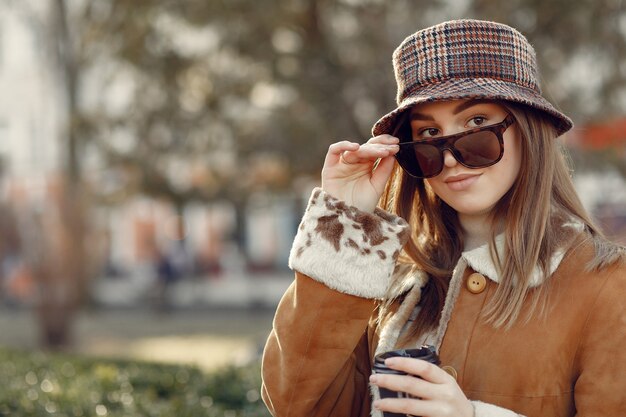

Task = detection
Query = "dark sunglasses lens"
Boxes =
[396,143,442,178]
[414,144,443,177]
[455,131,502,167]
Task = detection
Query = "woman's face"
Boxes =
[408,99,522,220]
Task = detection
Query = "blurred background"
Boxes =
[0,0,624,415]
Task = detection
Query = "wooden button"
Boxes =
[441,365,458,380]
[466,273,487,294]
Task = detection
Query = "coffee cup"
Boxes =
[372,345,441,417]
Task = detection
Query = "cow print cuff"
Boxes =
[288,188,410,299]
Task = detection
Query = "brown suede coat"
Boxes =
[261,242,626,417]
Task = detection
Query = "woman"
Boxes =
[261,19,625,417]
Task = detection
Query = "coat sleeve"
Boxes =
[573,261,626,416]
[262,273,377,417]
[261,188,410,417]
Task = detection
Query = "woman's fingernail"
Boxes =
[369,374,379,383]
[373,400,381,409]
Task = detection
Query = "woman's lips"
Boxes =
[444,173,481,191]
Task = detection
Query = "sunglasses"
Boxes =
[393,113,516,179]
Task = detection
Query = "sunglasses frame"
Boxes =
[393,113,516,179]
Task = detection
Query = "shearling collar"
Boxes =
[387,220,584,302]
[462,221,584,287]
[461,234,561,288]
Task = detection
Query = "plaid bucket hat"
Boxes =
[372,19,573,137]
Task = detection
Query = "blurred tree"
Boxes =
[0,0,98,349]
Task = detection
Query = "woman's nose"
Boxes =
[443,150,458,168]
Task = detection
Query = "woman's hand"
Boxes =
[321,135,399,213]
[369,357,474,417]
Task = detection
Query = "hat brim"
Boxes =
[371,77,573,137]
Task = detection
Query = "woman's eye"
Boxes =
[418,128,440,138]
[468,116,486,127]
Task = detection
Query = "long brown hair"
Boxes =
[379,102,625,340]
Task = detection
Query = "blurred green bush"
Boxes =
[0,347,271,417]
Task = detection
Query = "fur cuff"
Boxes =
[288,188,410,299]
[472,401,525,417]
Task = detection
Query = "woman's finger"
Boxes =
[342,143,398,164]
[324,141,360,166]
[373,397,448,417]
[370,373,434,399]
[366,134,400,145]
[324,136,398,167]
[384,357,453,384]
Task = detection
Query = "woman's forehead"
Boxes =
[409,99,505,117]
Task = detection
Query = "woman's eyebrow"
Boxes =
[410,99,495,121]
